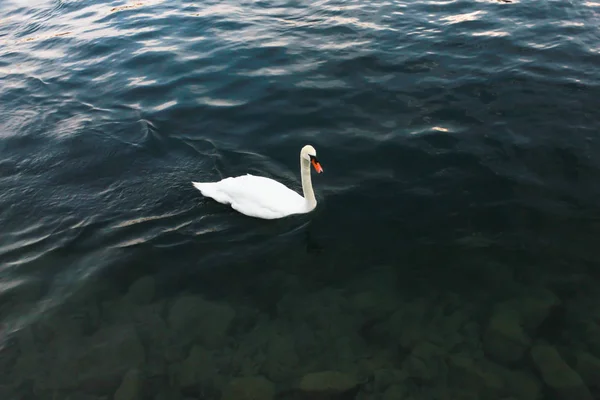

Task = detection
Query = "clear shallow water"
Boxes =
[1,0,600,399]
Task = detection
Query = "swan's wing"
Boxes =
[193,174,306,219]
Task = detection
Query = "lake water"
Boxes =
[1,0,600,399]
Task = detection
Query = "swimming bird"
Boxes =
[192,145,323,219]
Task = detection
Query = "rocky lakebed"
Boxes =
[1,264,599,400]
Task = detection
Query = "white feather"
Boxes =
[192,145,322,220]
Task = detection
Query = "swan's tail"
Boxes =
[192,182,215,198]
[192,181,230,204]
[192,181,208,193]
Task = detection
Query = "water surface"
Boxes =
[1,0,600,399]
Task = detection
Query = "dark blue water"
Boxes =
[2,0,600,399]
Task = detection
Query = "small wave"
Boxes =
[197,97,248,107]
[0,233,53,261]
[17,31,72,43]
[151,100,178,112]
[112,209,191,229]
[471,30,509,37]
[110,2,145,13]
[191,4,246,18]
[439,10,487,25]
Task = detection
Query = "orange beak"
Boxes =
[311,158,323,173]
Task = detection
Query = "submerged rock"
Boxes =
[583,322,600,358]
[0,383,16,400]
[27,335,82,393]
[221,376,275,400]
[114,369,141,400]
[25,323,144,396]
[372,368,406,393]
[483,288,561,364]
[263,331,299,382]
[35,310,87,347]
[352,290,399,321]
[403,341,445,383]
[101,298,137,325]
[168,295,235,348]
[16,325,37,356]
[382,384,407,400]
[154,387,183,400]
[77,324,145,394]
[127,276,156,305]
[483,306,530,364]
[14,349,39,385]
[441,309,470,336]
[0,339,19,383]
[179,345,220,392]
[228,334,268,377]
[298,371,360,398]
[387,298,430,350]
[519,288,561,334]
[530,344,592,400]
[65,393,109,400]
[503,369,541,400]
[575,352,600,389]
[132,303,169,378]
[447,355,505,399]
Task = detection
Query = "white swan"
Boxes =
[192,145,323,219]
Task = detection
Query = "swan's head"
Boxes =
[301,145,323,173]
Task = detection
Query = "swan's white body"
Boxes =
[192,145,323,220]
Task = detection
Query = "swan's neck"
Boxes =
[300,157,316,210]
